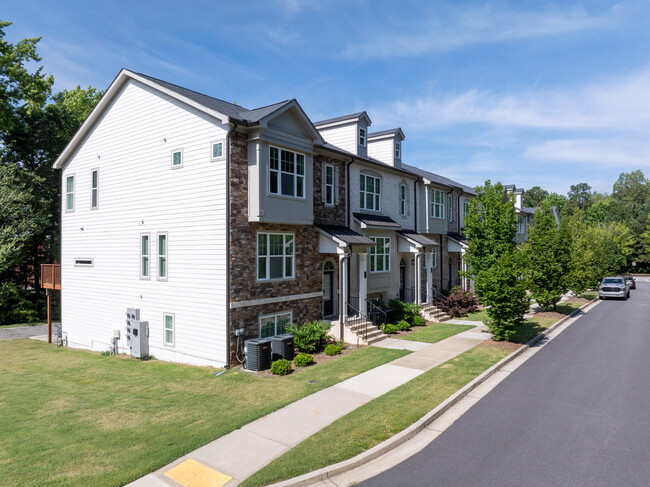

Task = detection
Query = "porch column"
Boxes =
[427,250,433,304]
[339,253,349,324]
[359,252,368,316]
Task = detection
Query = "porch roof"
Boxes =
[353,212,401,229]
[315,224,376,246]
[397,230,438,247]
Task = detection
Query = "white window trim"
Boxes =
[211,139,225,162]
[259,311,293,338]
[399,183,407,216]
[517,215,527,234]
[359,127,366,147]
[65,174,75,212]
[74,258,94,268]
[395,141,401,159]
[448,194,453,222]
[360,173,381,212]
[163,312,175,347]
[432,249,437,268]
[171,148,183,169]
[140,233,150,280]
[256,232,295,281]
[369,236,391,273]
[430,188,445,219]
[324,164,335,206]
[268,145,306,200]
[90,168,99,210]
[157,232,168,281]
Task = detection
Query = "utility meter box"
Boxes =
[125,308,149,359]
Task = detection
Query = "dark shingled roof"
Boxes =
[136,72,290,125]
[313,111,369,126]
[401,163,476,195]
[353,213,401,228]
[397,230,438,246]
[315,224,376,246]
[368,128,404,138]
[447,232,467,243]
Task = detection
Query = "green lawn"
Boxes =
[241,343,510,487]
[458,309,489,322]
[396,322,475,343]
[578,291,598,300]
[0,340,409,487]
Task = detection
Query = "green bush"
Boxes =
[287,320,332,353]
[412,315,426,326]
[0,283,38,325]
[270,359,292,375]
[294,353,315,367]
[395,319,411,331]
[388,299,422,326]
[380,323,399,334]
[324,344,342,356]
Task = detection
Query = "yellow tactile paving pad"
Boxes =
[164,458,232,487]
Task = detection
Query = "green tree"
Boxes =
[523,186,549,208]
[523,201,569,310]
[464,181,528,340]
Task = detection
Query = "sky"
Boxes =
[4,0,650,195]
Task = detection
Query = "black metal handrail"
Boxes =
[345,302,368,342]
[366,300,388,329]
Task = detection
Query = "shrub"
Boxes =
[438,287,480,317]
[270,359,292,375]
[294,353,315,367]
[411,315,426,326]
[287,320,332,353]
[380,323,398,334]
[324,344,342,356]
[395,319,411,331]
[0,283,38,325]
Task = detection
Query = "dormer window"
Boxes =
[359,127,366,147]
[395,141,401,159]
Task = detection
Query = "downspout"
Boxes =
[225,121,239,368]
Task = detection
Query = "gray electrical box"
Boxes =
[126,308,149,359]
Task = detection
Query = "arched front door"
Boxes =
[323,261,335,316]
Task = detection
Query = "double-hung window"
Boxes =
[158,233,167,280]
[91,170,98,209]
[163,313,174,346]
[432,248,437,268]
[324,164,334,206]
[257,233,294,280]
[448,195,453,222]
[430,189,444,219]
[269,146,305,198]
[517,215,526,234]
[464,201,470,219]
[399,184,407,216]
[359,127,366,146]
[369,237,390,273]
[360,174,381,211]
[395,141,401,159]
[141,234,150,279]
[259,311,292,338]
[66,175,75,211]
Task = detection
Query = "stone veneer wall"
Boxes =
[313,153,346,225]
[228,131,323,362]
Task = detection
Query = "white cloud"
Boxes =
[525,138,650,167]
[344,3,622,59]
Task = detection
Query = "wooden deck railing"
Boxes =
[41,264,61,290]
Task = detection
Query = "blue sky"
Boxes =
[5,0,650,195]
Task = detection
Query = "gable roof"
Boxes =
[397,230,438,247]
[368,128,405,140]
[54,69,322,169]
[402,163,476,195]
[313,111,372,127]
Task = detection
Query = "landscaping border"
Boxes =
[265,298,598,487]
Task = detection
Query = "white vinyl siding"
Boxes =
[369,237,390,273]
[430,189,445,219]
[60,79,229,367]
[141,234,150,279]
[259,311,292,339]
[269,146,305,199]
[66,175,75,211]
[257,232,294,280]
[157,233,167,280]
[91,169,98,209]
[360,174,381,211]
[163,313,174,346]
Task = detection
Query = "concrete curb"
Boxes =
[265,298,598,487]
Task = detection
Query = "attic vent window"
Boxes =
[171,149,183,168]
[359,127,366,147]
[211,140,225,161]
[74,258,94,267]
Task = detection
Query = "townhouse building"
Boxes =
[54,69,474,367]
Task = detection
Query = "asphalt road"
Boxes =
[361,281,650,487]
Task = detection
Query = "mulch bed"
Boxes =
[480,339,521,353]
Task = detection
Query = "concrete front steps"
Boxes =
[420,303,451,322]
[329,319,388,346]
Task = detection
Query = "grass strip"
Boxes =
[0,340,408,487]
[241,343,510,487]
[396,322,475,343]
[458,309,489,322]
[0,320,47,328]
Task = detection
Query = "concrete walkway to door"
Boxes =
[127,322,492,487]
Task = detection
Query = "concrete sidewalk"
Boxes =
[127,322,491,487]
